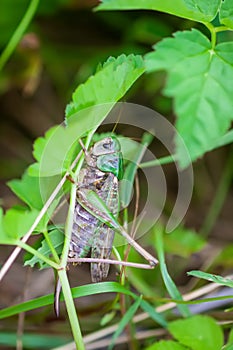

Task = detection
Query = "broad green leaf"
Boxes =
[154,228,191,317]
[96,0,220,22]
[28,123,80,177]
[66,54,145,118]
[187,270,233,288]
[28,55,144,177]
[7,172,44,210]
[109,297,142,350]
[219,0,233,29]
[2,207,43,241]
[168,315,224,350]
[0,208,15,244]
[183,0,220,19]
[164,227,206,257]
[24,229,64,268]
[145,29,233,168]
[146,340,188,350]
[7,171,65,227]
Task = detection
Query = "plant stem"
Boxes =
[43,230,60,264]
[58,269,85,350]
[17,240,59,269]
[0,0,40,71]
[140,154,177,168]
[60,132,94,267]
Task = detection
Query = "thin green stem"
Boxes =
[200,150,233,238]
[60,132,94,267]
[43,230,60,264]
[140,154,177,169]
[204,22,216,49]
[215,26,231,33]
[17,240,59,269]
[58,269,85,350]
[0,0,40,71]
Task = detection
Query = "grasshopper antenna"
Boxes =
[111,103,123,134]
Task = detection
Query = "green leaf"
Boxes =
[67,54,145,118]
[219,0,233,29]
[145,29,233,168]
[7,170,64,228]
[24,229,64,268]
[29,55,144,177]
[109,296,142,350]
[183,0,221,19]
[226,328,233,347]
[2,207,41,240]
[145,340,188,350]
[154,228,191,317]
[168,315,224,350]
[7,172,44,210]
[164,227,206,257]
[28,123,80,177]
[0,282,135,319]
[96,0,220,22]
[0,208,15,244]
[187,270,233,288]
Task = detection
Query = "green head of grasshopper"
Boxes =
[92,136,123,180]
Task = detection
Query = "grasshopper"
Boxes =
[68,136,158,282]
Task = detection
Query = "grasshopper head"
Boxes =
[92,136,121,156]
[92,137,123,179]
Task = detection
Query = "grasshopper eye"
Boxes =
[102,142,111,150]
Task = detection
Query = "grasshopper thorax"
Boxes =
[89,136,123,179]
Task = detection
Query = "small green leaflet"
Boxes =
[145,29,233,168]
[25,229,64,268]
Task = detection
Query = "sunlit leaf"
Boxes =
[96,0,220,22]
[145,340,188,350]
[2,207,44,241]
[24,228,64,268]
[145,29,233,168]
[219,0,233,29]
[168,315,224,350]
